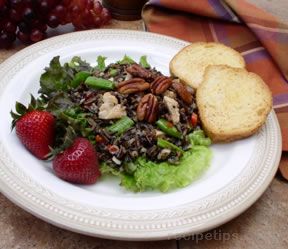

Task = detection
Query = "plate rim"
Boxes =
[0,29,282,241]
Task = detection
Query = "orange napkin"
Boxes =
[142,0,288,151]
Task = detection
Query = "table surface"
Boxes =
[0,19,288,249]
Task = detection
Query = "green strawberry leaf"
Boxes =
[11,94,48,130]
[15,102,27,115]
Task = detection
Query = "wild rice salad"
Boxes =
[36,55,212,192]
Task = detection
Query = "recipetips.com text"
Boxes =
[168,229,239,243]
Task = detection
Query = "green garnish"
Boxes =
[139,55,151,68]
[157,138,184,153]
[39,56,71,95]
[108,68,118,77]
[188,130,211,146]
[156,118,182,139]
[110,145,212,192]
[84,76,115,90]
[71,71,91,88]
[118,55,135,65]
[68,56,92,72]
[107,116,134,135]
[96,55,107,71]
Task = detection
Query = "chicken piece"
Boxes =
[163,96,180,124]
[163,90,176,99]
[99,92,127,119]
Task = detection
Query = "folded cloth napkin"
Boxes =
[142,0,288,151]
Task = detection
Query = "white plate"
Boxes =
[0,30,282,241]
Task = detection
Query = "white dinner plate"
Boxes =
[0,30,282,241]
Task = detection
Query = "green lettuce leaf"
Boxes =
[188,129,212,146]
[96,56,107,71]
[139,55,151,68]
[120,146,212,192]
[101,129,212,192]
[100,163,121,176]
[39,56,72,95]
[118,55,135,65]
[68,56,92,72]
[46,92,75,116]
[39,56,93,95]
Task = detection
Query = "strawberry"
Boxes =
[53,137,101,184]
[15,110,55,159]
[11,96,55,159]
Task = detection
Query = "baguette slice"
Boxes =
[196,65,272,142]
[170,42,245,89]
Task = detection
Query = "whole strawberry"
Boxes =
[53,138,101,184]
[11,98,55,160]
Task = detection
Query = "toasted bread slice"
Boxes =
[170,42,245,89]
[196,65,272,142]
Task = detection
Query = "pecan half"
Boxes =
[172,80,193,104]
[117,78,150,94]
[150,76,173,95]
[126,64,153,80]
[137,93,159,123]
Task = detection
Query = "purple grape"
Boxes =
[9,8,22,22]
[3,21,17,33]
[16,30,30,43]
[0,0,6,9]
[1,0,111,46]
[47,14,59,28]
[0,4,9,18]
[30,29,44,42]
[18,22,30,33]
[23,7,35,22]
[53,4,65,17]
[10,0,24,9]
[0,31,16,48]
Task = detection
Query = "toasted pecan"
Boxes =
[172,80,193,104]
[150,76,173,95]
[126,64,153,80]
[117,78,150,94]
[137,93,159,123]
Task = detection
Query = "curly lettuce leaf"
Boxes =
[39,56,72,95]
[188,129,212,146]
[120,146,212,192]
[39,56,93,95]
[100,163,121,176]
[101,129,212,192]
[46,92,75,116]
[68,56,92,72]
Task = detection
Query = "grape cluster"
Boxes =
[0,0,111,48]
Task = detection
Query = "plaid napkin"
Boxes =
[142,0,288,151]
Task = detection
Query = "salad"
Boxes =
[11,55,212,192]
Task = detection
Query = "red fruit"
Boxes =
[191,113,198,127]
[53,138,100,184]
[16,110,55,159]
